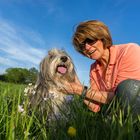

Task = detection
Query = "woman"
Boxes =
[62,20,140,114]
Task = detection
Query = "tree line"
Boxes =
[0,67,39,84]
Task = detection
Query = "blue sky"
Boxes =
[0,0,140,85]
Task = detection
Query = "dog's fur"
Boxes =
[28,48,77,121]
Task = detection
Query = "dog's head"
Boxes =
[39,48,76,86]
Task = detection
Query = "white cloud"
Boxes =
[0,18,47,73]
[0,56,19,66]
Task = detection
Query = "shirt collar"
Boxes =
[92,45,117,71]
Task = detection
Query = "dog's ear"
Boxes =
[35,72,43,88]
[29,57,49,107]
[30,72,49,107]
[40,58,46,78]
[34,57,54,94]
[39,57,51,82]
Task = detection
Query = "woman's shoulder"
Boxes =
[113,43,140,54]
[113,43,139,50]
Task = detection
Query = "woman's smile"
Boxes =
[88,49,96,55]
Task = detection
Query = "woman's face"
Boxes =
[82,39,105,60]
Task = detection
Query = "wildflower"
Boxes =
[24,93,28,96]
[28,83,32,86]
[24,88,29,94]
[65,95,73,103]
[32,90,36,95]
[18,105,24,113]
[67,126,76,137]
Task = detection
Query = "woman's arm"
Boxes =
[61,75,115,112]
[85,87,114,104]
[65,81,114,104]
[70,84,114,112]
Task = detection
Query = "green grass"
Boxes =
[0,81,140,140]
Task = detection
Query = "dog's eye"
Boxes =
[49,55,54,60]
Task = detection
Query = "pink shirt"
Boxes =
[90,43,140,92]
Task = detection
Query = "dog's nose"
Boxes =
[61,56,68,62]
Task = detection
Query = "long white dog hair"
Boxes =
[28,48,78,120]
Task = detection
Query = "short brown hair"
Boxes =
[72,20,113,54]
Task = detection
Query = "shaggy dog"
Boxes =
[28,48,77,121]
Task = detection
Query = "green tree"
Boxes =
[4,67,38,84]
[5,68,29,84]
[26,67,39,84]
[0,74,6,81]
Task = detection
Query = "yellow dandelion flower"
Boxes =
[67,126,76,137]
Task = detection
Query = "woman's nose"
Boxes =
[85,43,92,50]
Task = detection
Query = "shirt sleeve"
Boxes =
[114,43,140,90]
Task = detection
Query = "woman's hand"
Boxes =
[84,99,101,112]
[60,75,83,95]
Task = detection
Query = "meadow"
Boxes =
[0,81,140,140]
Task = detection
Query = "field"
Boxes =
[0,81,140,140]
